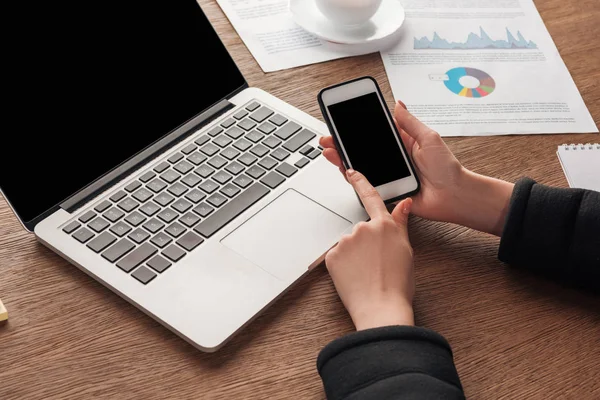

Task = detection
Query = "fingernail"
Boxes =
[346,169,356,177]
[402,198,412,214]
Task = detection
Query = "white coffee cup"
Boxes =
[316,0,383,26]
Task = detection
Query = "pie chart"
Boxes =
[444,67,495,98]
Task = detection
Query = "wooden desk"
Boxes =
[1,0,599,398]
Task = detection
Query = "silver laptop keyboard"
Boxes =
[61,100,322,285]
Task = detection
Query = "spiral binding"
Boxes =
[560,143,600,151]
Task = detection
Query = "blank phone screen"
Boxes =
[327,92,410,187]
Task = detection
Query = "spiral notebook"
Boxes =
[557,143,600,192]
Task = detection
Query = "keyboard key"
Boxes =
[207,193,227,208]
[103,207,125,223]
[258,122,276,134]
[192,203,215,218]
[238,153,258,166]
[179,212,201,228]
[118,197,140,212]
[174,160,194,175]
[172,199,192,213]
[79,210,96,223]
[167,182,189,197]
[151,232,173,248]
[275,121,301,140]
[125,180,142,193]
[213,135,233,148]
[160,170,181,184]
[102,239,135,263]
[181,174,202,188]
[125,211,146,227]
[207,126,223,137]
[226,126,245,139]
[213,171,233,185]
[87,232,117,253]
[73,227,94,243]
[208,155,227,169]
[187,152,207,166]
[318,145,324,150]
[195,183,269,238]
[195,134,211,146]
[261,171,286,189]
[185,189,206,203]
[247,165,266,179]
[263,136,282,149]
[143,218,165,234]
[63,221,81,234]
[153,161,170,173]
[155,192,175,207]
[220,183,241,198]
[168,152,184,164]
[157,208,178,223]
[221,147,240,160]
[132,266,157,284]
[128,228,150,244]
[177,231,204,251]
[250,144,269,157]
[233,174,253,189]
[117,243,157,273]
[110,190,127,202]
[194,165,215,178]
[132,188,153,203]
[200,143,219,157]
[147,178,167,193]
[139,171,156,183]
[283,129,316,152]
[221,118,236,128]
[162,244,186,262]
[110,221,132,237]
[276,162,298,177]
[139,201,161,216]
[199,180,220,194]
[233,138,252,152]
[89,217,110,233]
[269,114,288,126]
[181,143,197,155]
[225,161,245,175]
[294,157,310,169]
[307,148,321,159]
[250,106,274,123]
[238,118,257,131]
[258,156,278,170]
[246,101,260,111]
[162,244,185,261]
[165,222,186,238]
[271,148,290,161]
[94,200,112,213]
[233,109,249,120]
[147,255,171,273]
[300,145,314,156]
[246,130,264,143]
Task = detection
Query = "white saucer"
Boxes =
[290,0,405,45]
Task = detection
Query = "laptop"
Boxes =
[1,1,367,351]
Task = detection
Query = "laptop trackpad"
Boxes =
[221,189,352,283]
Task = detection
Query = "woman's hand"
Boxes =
[320,101,514,236]
[325,169,415,331]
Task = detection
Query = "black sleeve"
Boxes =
[317,326,465,400]
[499,178,600,291]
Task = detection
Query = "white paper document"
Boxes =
[214,0,373,72]
[381,0,598,136]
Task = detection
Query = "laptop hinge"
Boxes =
[60,98,235,213]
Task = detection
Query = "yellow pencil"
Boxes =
[0,298,7,321]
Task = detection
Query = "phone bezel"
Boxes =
[318,76,420,204]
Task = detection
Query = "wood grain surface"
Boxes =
[1,0,599,398]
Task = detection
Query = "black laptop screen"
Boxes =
[1,0,246,225]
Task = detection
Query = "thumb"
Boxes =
[391,197,413,232]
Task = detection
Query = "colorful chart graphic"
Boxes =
[444,67,495,98]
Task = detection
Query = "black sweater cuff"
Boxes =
[317,326,464,400]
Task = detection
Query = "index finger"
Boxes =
[346,169,389,219]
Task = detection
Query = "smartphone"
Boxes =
[318,76,420,203]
